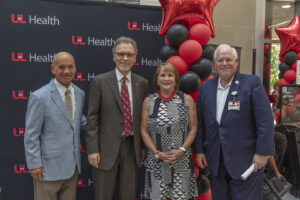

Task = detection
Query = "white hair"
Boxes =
[214,44,238,60]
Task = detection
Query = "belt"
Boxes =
[120,135,134,142]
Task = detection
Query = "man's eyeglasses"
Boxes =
[114,52,136,58]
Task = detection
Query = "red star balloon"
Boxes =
[159,0,219,37]
[275,14,300,57]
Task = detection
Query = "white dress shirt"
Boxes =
[54,79,76,121]
[216,77,233,124]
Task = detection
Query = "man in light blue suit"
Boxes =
[24,52,85,200]
[195,44,274,200]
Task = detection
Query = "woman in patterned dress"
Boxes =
[141,63,198,200]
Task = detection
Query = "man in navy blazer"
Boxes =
[24,52,85,200]
[195,44,274,200]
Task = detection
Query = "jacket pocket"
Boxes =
[42,151,61,158]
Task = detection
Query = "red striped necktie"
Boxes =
[120,76,133,136]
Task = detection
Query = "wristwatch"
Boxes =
[179,147,186,152]
[155,151,160,160]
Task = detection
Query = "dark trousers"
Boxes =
[210,153,264,200]
[33,167,78,200]
[92,137,138,200]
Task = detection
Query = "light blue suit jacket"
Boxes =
[24,79,85,181]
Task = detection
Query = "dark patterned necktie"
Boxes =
[120,76,133,136]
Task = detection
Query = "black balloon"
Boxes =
[167,24,189,48]
[278,72,284,79]
[190,58,213,79]
[202,45,215,61]
[278,62,290,73]
[179,71,200,93]
[284,51,297,65]
[159,45,178,61]
[197,174,210,195]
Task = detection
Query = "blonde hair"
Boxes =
[153,63,179,91]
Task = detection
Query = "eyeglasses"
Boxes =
[114,52,136,58]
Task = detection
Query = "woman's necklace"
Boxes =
[158,89,176,102]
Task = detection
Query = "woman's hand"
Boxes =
[159,150,184,163]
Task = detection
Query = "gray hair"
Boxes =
[112,36,138,55]
[214,44,238,60]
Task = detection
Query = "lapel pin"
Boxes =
[235,80,239,84]
[231,91,238,96]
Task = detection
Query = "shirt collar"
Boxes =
[115,68,131,83]
[53,78,74,95]
[217,77,233,90]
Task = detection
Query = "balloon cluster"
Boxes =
[275,14,300,94]
[159,23,215,100]
[274,14,300,123]
[276,51,300,94]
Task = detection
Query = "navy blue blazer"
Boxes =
[195,73,274,179]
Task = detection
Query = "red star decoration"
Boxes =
[159,0,219,37]
[275,14,300,57]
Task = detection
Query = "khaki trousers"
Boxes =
[33,167,78,200]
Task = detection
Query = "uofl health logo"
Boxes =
[13,128,25,137]
[71,36,115,46]
[11,13,60,26]
[127,21,160,32]
[11,52,55,63]
[12,90,28,100]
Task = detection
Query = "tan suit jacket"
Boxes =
[86,69,148,169]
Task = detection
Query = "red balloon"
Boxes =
[284,69,296,83]
[298,52,300,60]
[291,62,297,71]
[187,18,206,30]
[277,78,290,94]
[166,56,188,76]
[201,75,214,83]
[165,36,170,45]
[179,40,203,63]
[159,0,219,37]
[275,14,300,57]
[279,56,285,62]
[264,44,270,54]
[198,189,212,200]
[189,24,211,46]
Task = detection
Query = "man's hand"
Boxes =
[88,153,100,168]
[252,154,268,172]
[141,149,145,160]
[195,153,208,169]
[30,167,44,181]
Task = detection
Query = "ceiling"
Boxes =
[266,0,296,29]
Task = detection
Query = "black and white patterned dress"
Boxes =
[144,91,198,200]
